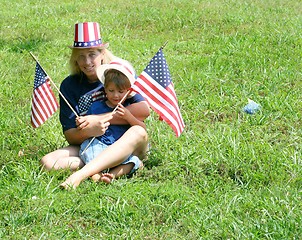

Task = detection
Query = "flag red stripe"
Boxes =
[83,22,89,42]
[166,84,185,128]
[41,80,59,112]
[31,103,44,128]
[31,81,59,128]
[139,74,177,108]
[32,90,49,120]
[133,77,184,136]
[35,83,57,117]
[75,23,79,42]
[31,93,50,127]
[136,73,184,128]
[137,75,179,116]
[134,79,181,129]
[36,85,55,116]
[31,96,46,128]
[144,74,183,126]
[133,81,183,134]
[31,107,41,128]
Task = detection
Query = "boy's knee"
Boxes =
[131,125,148,141]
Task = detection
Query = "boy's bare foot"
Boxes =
[100,173,114,184]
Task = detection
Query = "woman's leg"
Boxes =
[41,145,84,171]
[60,125,148,189]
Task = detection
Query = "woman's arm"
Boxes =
[115,103,146,130]
[64,114,113,145]
[66,100,150,144]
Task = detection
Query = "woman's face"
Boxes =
[76,48,103,82]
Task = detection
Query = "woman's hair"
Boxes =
[104,69,131,90]
[69,48,115,75]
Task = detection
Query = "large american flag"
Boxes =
[31,63,59,128]
[131,49,185,137]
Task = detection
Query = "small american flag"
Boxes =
[31,63,59,128]
[132,49,185,137]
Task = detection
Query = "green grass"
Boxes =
[1,0,301,239]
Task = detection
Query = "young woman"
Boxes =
[41,22,149,187]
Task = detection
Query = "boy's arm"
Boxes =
[115,103,147,130]
[122,112,146,129]
[111,101,149,125]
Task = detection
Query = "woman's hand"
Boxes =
[64,113,113,145]
[76,113,113,137]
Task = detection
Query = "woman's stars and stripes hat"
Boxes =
[69,22,109,49]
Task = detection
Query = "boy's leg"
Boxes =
[60,126,148,189]
[81,139,107,183]
[100,163,135,184]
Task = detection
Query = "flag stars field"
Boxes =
[31,63,59,128]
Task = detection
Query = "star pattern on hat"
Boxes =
[74,40,103,48]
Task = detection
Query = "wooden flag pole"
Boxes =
[80,89,131,156]
[29,52,79,118]
[160,40,168,50]
[111,89,131,113]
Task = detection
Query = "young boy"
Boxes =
[79,59,146,184]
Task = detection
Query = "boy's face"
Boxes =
[105,82,128,106]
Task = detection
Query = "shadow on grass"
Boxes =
[143,148,163,169]
[1,38,49,53]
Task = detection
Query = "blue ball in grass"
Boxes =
[243,99,260,114]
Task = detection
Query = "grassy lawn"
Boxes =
[0,0,301,239]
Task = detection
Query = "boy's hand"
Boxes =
[115,103,131,120]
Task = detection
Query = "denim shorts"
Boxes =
[79,138,141,174]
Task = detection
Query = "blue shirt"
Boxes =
[59,74,145,133]
[87,97,143,145]
[59,74,104,132]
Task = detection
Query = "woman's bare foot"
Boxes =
[91,173,102,182]
[60,171,84,190]
[100,173,114,184]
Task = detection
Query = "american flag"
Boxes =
[31,62,59,128]
[131,49,185,137]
